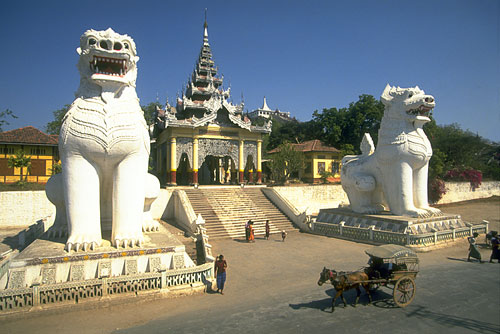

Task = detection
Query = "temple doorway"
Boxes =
[244,155,256,184]
[176,153,191,186]
[199,155,235,185]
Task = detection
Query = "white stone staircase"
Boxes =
[184,187,296,239]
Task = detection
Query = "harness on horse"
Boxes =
[329,270,353,286]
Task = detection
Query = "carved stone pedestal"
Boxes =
[313,208,488,250]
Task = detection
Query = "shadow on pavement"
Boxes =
[289,298,332,312]
[405,305,499,333]
[446,257,469,262]
[290,288,395,312]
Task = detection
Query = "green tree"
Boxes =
[424,118,500,181]
[50,162,62,175]
[311,94,384,153]
[45,104,71,135]
[141,101,162,126]
[268,142,304,183]
[8,150,31,182]
[0,109,18,132]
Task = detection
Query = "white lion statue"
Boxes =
[341,84,441,218]
[46,28,159,252]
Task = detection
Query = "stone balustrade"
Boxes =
[0,262,214,312]
[311,221,488,250]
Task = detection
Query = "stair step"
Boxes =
[183,188,297,239]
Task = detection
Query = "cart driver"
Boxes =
[368,257,393,279]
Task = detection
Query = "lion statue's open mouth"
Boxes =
[77,28,139,87]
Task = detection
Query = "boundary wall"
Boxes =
[1,181,499,228]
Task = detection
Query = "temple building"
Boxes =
[152,18,271,186]
[248,97,291,121]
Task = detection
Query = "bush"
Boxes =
[444,168,482,190]
[319,171,334,183]
[428,178,447,204]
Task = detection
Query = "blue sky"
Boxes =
[1,0,499,142]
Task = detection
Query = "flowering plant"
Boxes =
[444,168,482,190]
[428,178,447,204]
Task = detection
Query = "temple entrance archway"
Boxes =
[199,155,236,185]
[176,153,191,186]
[244,155,256,184]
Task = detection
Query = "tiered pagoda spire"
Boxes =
[155,15,271,133]
[176,16,233,119]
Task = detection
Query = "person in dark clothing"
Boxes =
[490,231,500,263]
[214,254,228,294]
[245,220,251,241]
[265,220,270,240]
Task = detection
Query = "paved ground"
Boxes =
[1,198,499,334]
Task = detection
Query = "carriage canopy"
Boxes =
[365,244,418,260]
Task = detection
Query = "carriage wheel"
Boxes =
[393,276,416,308]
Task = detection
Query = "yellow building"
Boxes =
[0,126,59,183]
[268,140,342,183]
[152,17,271,186]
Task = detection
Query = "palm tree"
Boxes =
[8,150,31,182]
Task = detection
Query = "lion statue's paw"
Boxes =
[48,224,68,239]
[423,206,442,216]
[66,234,102,252]
[142,219,160,232]
[359,204,385,214]
[113,233,144,249]
[402,208,432,218]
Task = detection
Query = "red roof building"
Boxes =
[267,140,342,183]
[0,126,59,184]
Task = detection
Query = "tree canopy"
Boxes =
[8,150,31,181]
[0,109,18,132]
[268,142,305,183]
[311,94,384,154]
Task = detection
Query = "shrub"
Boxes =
[444,168,482,190]
[428,178,447,204]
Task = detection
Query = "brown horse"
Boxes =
[317,267,372,312]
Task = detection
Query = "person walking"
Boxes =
[248,221,255,242]
[489,231,500,263]
[467,232,483,263]
[245,220,251,242]
[214,254,228,294]
[281,230,287,242]
[265,220,270,240]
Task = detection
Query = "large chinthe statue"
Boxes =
[46,28,158,251]
[341,84,441,218]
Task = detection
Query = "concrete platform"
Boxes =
[313,207,488,250]
[1,224,195,290]
[316,208,465,234]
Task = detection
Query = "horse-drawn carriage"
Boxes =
[318,244,419,312]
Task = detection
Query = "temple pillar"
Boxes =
[257,140,262,184]
[192,138,199,185]
[239,139,244,184]
[169,137,177,185]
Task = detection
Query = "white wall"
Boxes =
[0,191,54,227]
[272,181,500,215]
[1,181,498,227]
